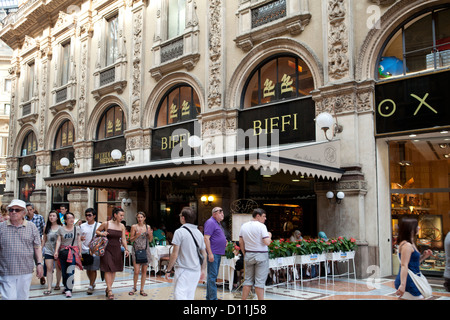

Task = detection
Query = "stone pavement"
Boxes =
[25,267,450,301]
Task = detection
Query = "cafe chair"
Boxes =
[159,245,173,275]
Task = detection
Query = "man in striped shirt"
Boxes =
[0,199,43,300]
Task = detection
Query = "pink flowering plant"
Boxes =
[328,237,357,252]
[269,236,357,259]
[225,241,240,259]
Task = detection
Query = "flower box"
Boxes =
[326,251,355,261]
[269,256,296,268]
[296,253,326,264]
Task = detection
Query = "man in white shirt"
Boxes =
[79,208,101,295]
[165,207,207,300]
[239,208,272,300]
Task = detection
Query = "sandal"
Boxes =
[43,290,52,295]
[129,288,137,295]
[106,290,114,300]
[54,285,60,290]
[140,290,148,296]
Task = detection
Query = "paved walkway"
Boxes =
[26,267,450,301]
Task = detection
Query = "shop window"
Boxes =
[378,6,450,79]
[51,120,75,175]
[389,138,449,275]
[95,189,122,222]
[93,105,126,169]
[18,131,37,202]
[155,85,200,127]
[241,55,314,109]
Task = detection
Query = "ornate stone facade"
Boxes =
[1,0,446,279]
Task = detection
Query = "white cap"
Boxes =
[7,199,27,210]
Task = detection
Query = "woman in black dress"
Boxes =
[96,207,129,300]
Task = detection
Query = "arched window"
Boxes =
[93,105,126,169]
[241,55,314,109]
[96,105,126,140]
[156,85,200,127]
[51,120,75,175]
[18,131,37,202]
[21,131,37,156]
[377,5,450,79]
[54,120,75,149]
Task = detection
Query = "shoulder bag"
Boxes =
[89,221,109,257]
[59,227,76,262]
[182,226,204,266]
[82,222,97,266]
[397,253,432,298]
[134,224,149,264]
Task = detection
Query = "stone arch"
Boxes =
[226,37,323,110]
[143,71,205,129]
[86,95,129,141]
[45,112,76,151]
[14,124,38,157]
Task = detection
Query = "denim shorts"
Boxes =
[44,254,55,260]
[243,252,269,288]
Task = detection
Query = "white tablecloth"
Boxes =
[149,245,172,273]
[218,256,239,292]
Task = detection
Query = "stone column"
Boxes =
[67,189,89,222]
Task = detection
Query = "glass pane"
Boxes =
[435,8,450,67]
[297,58,314,96]
[97,115,106,140]
[168,0,185,39]
[179,86,191,122]
[389,138,450,189]
[193,90,200,116]
[405,48,432,74]
[277,57,297,100]
[114,106,124,135]
[27,62,34,100]
[157,97,168,127]
[168,88,180,125]
[404,13,433,53]
[243,71,259,108]
[106,16,118,66]
[260,59,277,105]
[106,108,115,138]
[61,43,70,85]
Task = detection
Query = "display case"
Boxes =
[391,192,445,276]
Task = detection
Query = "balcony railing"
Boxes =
[99,66,115,87]
[161,37,184,64]
[251,0,287,29]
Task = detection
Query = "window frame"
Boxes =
[240,54,314,109]
[376,4,450,80]
[155,84,200,127]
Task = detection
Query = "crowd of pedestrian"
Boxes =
[1,198,446,301]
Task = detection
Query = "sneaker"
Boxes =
[65,291,72,298]
[87,286,94,295]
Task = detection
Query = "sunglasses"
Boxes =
[8,208,23,213]
[85,214,93,217]
[214,209,223,213]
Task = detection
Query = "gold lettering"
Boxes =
[269,117,279,134]
[253,120,262,136]
[281,115,291,132]
[162,137,168,150]
[107,120,113,134]
[280,74,294,94]
[252,113,299,135]
[115,118,122,132]
[263,79,275,98]
[181,100,190,116]
[169,103,178,119]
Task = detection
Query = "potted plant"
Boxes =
[326,237,357,260]
[269,239,295,267]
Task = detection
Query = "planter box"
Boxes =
[326,251,355,261]
[295,253,326,264]
[269,256,296,268]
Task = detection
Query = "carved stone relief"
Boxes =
[327,0,350,81]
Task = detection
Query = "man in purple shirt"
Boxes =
[204,207,227,300]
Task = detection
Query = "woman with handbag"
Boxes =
[54,212,82,298]
[42,210,62,295]
[96,207,130,300]
[128,211,153,296]
[395,217,433,299]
